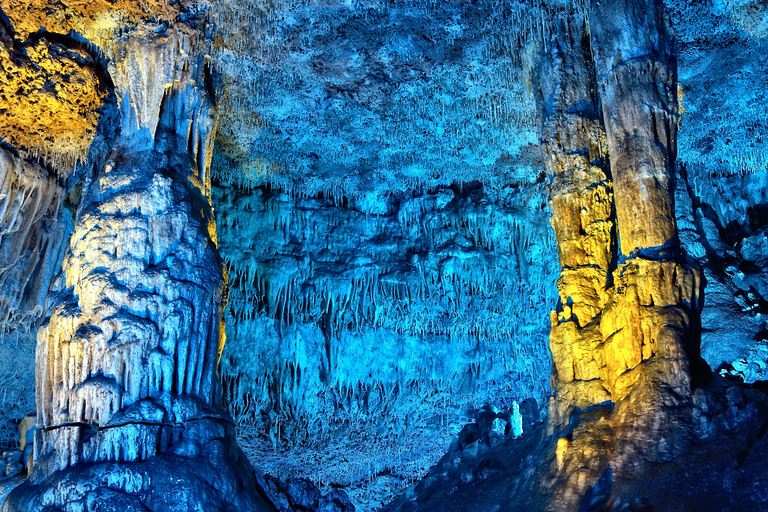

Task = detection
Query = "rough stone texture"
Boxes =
[208,0,546,193]
[534,0,707,509]
[29,22,222,477]
[382,376,768,512]
[666,0,768,385]
[207,1,560,507]
[539,13,615,420]
[0,21,107,170]
[215,180,556,508]
[543,0,702,420]
[591,0,680,257]
[0,149,72,456]
[3,17,276,512]
[0,0,766,510]
[0,148,70,452]
[0,0,193,40]
[0,149,68,323]
[0,3,111,459]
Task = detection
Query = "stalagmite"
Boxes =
[4,20,275,512]
[540,0,704,509]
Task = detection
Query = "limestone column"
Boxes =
[590,0,679,258]
[539,4,705,504]
[5,24,275,512]
[543,0,703,415]
[590,0,702,404]
[539,15,616,428]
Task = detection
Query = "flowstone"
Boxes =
[3,18,275,512]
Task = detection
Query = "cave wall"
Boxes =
[208,1,561,506]
[214,179,556,504]
[206,0,768,507]
[669,1,768,382]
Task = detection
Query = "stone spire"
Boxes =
[4,18,275,512]
[540,0,704,508]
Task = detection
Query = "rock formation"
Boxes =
[0,19,107,170]
[0,0,767,510]
[0,149,70,325]
[384,1,768,511]
[543,0,703,415]
[1,9,275,512]
[540,0,707,507]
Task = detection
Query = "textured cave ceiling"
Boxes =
[0,0,764,190]
[206,0,549,207]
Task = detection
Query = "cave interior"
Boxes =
[0,0,767,511]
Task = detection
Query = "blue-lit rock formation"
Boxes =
[204,1,563,506]
[2,18,277,512]
[385,1,768,511]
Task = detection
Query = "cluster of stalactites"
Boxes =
[541,0,702,428]
[0,149,70,326]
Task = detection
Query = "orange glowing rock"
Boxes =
[0,0,189,40]
[0,32,107,169]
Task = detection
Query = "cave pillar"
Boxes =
[32,29,225,479]
[541,0,703,436]
[539,15,615,427]
[5,25,273,512]
[590,0,679,258]
[589,0,702,405]
[538,3,705,508]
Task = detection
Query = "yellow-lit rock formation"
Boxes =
[543,0,701,415]
[0,0,188,40]
[540,1,704,507]
[0,25,107,169]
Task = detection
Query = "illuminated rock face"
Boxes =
[0,0,190,40]
[0,150,70,448]
[0,20,107,171]
[3,22,274,512]
[33,85,223,477]
[544,0,700,414]
[541,0,704,507]
[539,13,616,416]
[0,149,69,324]
[0,0,766,510]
